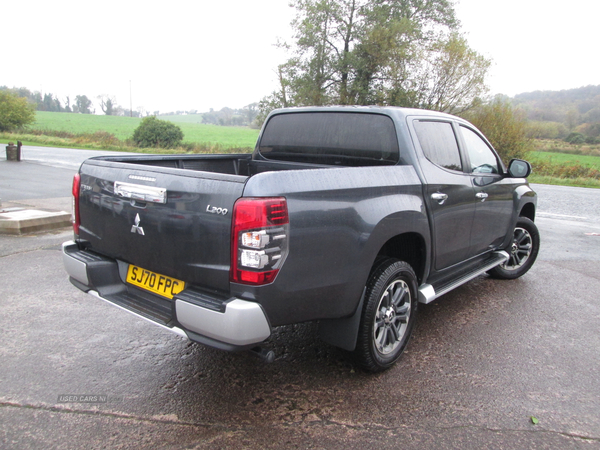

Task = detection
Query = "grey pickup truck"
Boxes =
[62,106,539,372]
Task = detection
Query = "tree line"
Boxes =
[0,86,260,127]
[0,86,159,117]
[201,105,259,127]
[0,86,98,114]
[513,85,600,142]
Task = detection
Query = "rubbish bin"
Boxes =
[5,141,21,161]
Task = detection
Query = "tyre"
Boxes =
[354,259,418,372]
[488,216,540,280]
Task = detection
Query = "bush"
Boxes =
[461,98,532,163]
[565,132,586,145]
[575,122,600,139]
[585,136,600,145]
[526,121,567,140]
[132,116,184,148]
[0,90,36,131]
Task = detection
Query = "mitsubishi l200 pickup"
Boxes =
[63,106,539,372]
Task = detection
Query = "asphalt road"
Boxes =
[1,146,599,449]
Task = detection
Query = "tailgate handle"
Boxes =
[114,182,167,204]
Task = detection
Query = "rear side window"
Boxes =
[413,120,463,172]
[259,112,399,166]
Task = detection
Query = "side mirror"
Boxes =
[507,159,532,178]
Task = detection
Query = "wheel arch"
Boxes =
[375,232,427,284]
[520,202,536,221]
[318,231,427,353]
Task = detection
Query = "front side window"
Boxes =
[460,126,500,174]
[413,120,462,172]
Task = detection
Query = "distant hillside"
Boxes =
[512,85,600,139]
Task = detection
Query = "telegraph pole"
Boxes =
[129,80,133,118]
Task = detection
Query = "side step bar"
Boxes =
[418,251,509,304]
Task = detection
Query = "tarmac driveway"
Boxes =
[1,147,599,449]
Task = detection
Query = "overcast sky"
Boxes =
[3,0,598,114]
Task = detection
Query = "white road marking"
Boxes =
[537,212,588,220]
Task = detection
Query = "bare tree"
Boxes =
[97,94,117,115]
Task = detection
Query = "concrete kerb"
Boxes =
[0,198,72,235]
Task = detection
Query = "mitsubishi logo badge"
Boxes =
[131,213,145,235]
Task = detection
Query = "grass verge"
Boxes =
[528,174,600,188]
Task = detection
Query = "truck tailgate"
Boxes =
[77,159,247,293]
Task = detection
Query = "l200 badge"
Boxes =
[206,205,228,215]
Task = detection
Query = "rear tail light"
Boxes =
[231,197,289,285]
[72,173,81,235]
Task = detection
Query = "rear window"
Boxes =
[258,112,399,166]
[413,120,463,172]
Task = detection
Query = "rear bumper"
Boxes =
[62,241,271,349]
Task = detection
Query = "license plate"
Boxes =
[126,265,185,299]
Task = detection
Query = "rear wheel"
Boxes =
[354,259,418,372]
[488,217,540,280]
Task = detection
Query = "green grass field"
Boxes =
[31,111,260,148]
[529,151,600,169]
[528,150,600,188]
[33,112,140,140]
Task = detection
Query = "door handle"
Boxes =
[476,192,488,202]
[431,192,448,205]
